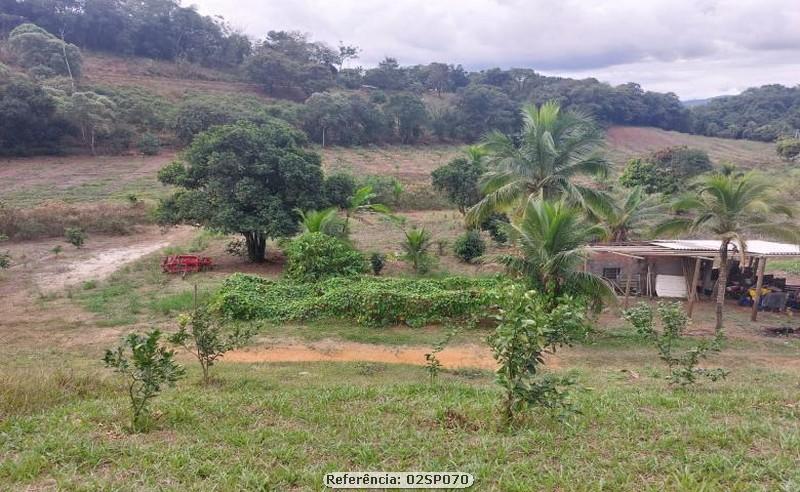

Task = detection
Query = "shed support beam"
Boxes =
[623,268,633,309]
[687,258,702,318]
[751,256,766,322]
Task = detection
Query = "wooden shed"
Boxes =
[585,240,800,320]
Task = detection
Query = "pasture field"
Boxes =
[2,222,800,491]
[2,127,799,491]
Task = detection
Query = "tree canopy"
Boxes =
[156,121,324,262]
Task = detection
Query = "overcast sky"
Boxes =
[191,0,800,100]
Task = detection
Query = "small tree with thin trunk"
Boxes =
[168,308,255,385]
[103,330,185,431]
[655,171,795,334]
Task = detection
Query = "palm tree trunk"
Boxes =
[715,240,729,335]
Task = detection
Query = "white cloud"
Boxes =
[190,0,800,99]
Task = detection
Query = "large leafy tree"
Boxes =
[586,186,663,243]
[496,198,614,305]
[157,121,324,262]
[467,101,609,225]
[655,172,795,334]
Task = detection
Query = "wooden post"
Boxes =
[623,267,633,309]
[687,258,702,318]
[751,256,766,322]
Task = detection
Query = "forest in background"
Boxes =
[0,0,799,158]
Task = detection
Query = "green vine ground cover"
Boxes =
[213,273,503,327]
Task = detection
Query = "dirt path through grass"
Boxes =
[225,340,515,370]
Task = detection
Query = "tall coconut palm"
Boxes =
[466,101,609,225]
[496,198,615,305]
[586,186,664,243]
[655,171,795,334]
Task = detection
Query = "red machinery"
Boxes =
[161,255,213,274]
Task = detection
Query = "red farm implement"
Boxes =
[161,255,213,274]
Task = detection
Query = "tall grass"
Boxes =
[0,201,153,241]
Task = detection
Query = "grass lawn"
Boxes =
[2,345,799,491]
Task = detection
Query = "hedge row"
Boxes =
[213,273,502,327]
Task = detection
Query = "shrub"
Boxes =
[453,230,486,263]
[284,232,366,282]
[102,330,185,431]
[213,273,502,327]
[369,252,385,275]
[777,138,800,161]
[623,301,727,385]
[489,284,589,425]
[168,308,255,384]
[64,227,86,248]
[138,132,161,155]
[480,212,509,243]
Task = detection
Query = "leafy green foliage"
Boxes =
[623,302,727,386]
[8,24,82,78]
[64,227,86,248]
[297,208,347,239]
[489,284,589,424]
[691,85,800,141]
[496,199,613,304]
[620,147,712,194]
[168,308,255,384]
[384,93,428,144]
[322,172,357,209]
[480,212,509,244]
[102,330,185,431]
[302,91,388,145]
[0,71,68,156]
[467,101,609,224]
[448,84,521,141]
[213,273,501,327]
[369,252,386,275]
[621,303,655,338]
[156,121,324,262]
[453,230,486,263]
[431,146,485,214]
[138,132,160,155]
[586,186,663,242]
[777,138,800,161]
[400,227,434,274]
[284,232,366,282]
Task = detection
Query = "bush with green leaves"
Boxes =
[64,227,86,248]
[168,308,255,384]
[777,138,800,161]
[102,330,185,431]
[623,301,727,385]
[369,252,385,275]
[480,212,509,243]
[8,23,82,78]
[138,132,160,155]
[453,230,486,263]
[213,273,501,327]
[488,284,589,425]
[285,232,366,282]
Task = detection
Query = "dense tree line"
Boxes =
[2,2,798,153]
[690,85,800,141]
[0,0,251,67]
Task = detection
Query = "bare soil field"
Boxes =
[605,126,781,169]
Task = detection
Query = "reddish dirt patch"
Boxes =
[226,340,502,370]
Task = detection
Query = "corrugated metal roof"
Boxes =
[651,240,731,251]
[650,239,800,256]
